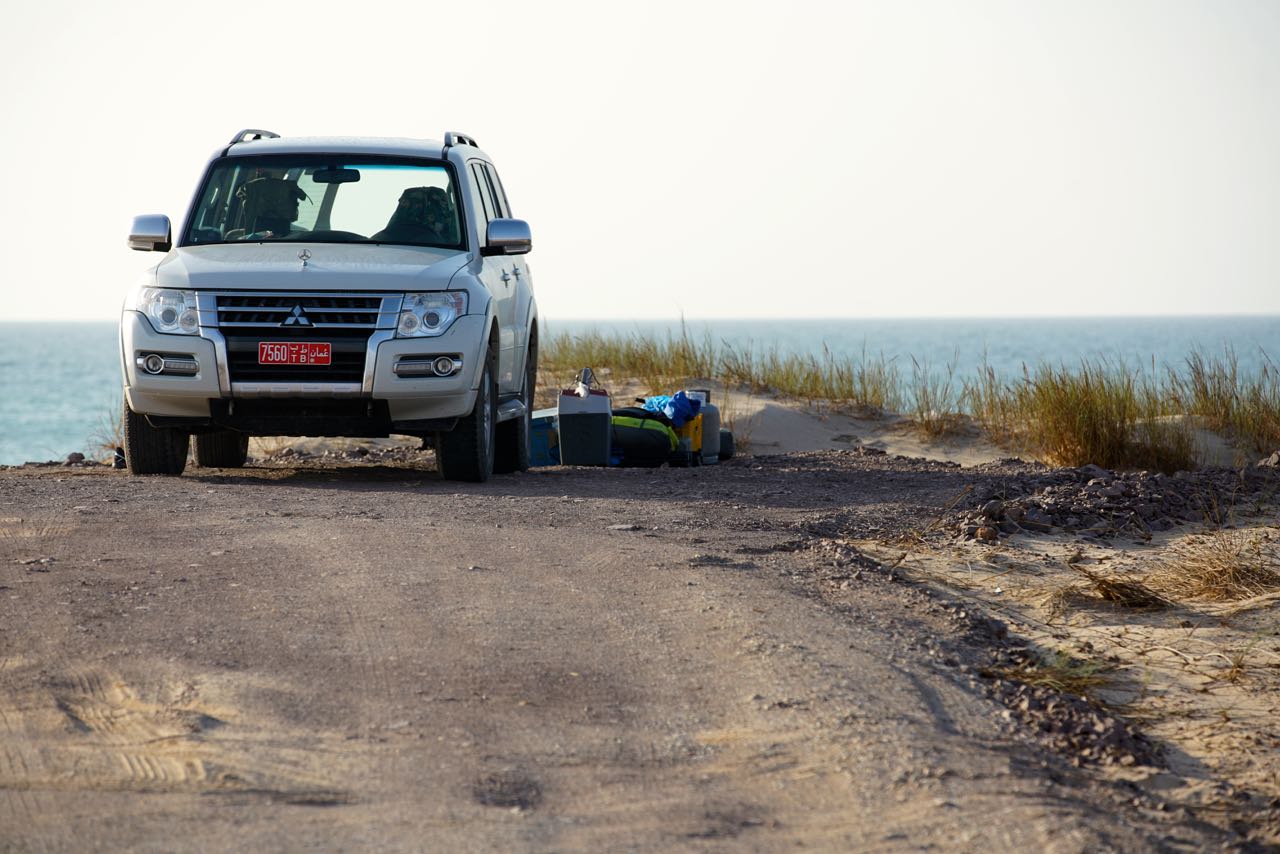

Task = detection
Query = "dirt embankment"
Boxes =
[1,449,1277,851]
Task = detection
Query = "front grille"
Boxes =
[202,292,400,386]
[214,293,394,329]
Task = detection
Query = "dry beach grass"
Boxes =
[1148,528,1280,602]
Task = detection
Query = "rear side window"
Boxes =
[469,163,496,223]
[484,164,512,218]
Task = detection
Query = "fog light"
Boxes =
[143,354,165,374]
[433,356,457,376]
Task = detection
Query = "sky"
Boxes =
[1,0,1277,321]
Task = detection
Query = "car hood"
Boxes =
[154,244,471,292]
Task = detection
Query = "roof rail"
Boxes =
[443,131,478,149]
[229,128,281,145]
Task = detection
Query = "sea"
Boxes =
[1,316,1277,466]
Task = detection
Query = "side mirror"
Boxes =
[128,215,173,252]
[480,218,532,256]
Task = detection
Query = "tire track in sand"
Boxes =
[0,666,348,802]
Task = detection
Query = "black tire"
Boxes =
[494,339,536,474]
[719,429,735,461]
[193,430,249,468]
[436,353,497,482]
[122,401,189,476]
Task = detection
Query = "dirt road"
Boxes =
[0,452,1253,850]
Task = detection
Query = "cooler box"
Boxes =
[530,408,560,467]
[557,389,612,466]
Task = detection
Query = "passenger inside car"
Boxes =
[373,186,459,245]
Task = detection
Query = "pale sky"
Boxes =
[2,0,1277,321]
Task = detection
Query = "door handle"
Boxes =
[500,269,511,283]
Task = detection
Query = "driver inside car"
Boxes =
[227,176,308,240]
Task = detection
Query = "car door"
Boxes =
[482,163,532,380]
[468,160,518,393]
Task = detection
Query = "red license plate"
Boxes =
[258,342,332,365]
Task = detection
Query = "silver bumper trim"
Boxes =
[197,326,233,395]
[229,382,364,398]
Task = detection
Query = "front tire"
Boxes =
[193,430,249,468]
[122,401,189,476]
[436,354,497,482]
[495,339,536,474]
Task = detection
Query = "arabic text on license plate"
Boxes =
[258,342,332,365]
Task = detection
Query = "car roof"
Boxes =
[222,135,485,161]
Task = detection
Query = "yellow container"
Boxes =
[674,413,703,454]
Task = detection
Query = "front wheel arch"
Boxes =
[494,330,536,474]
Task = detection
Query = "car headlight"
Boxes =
[398,292,467,337]
[131,288,199,335]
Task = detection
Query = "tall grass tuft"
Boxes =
[964,360,1195,472]
[1171,349,1280,454]
[1021,363,1137,468]
[908,355,964,439]
[963,360,1023,446]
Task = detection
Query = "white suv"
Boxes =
[121,129,537,482]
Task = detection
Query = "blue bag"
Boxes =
[642,391,701,428]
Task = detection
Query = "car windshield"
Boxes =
[182,156,465,249]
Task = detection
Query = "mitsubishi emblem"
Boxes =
[298,248,311,267]
[282,305,312,327]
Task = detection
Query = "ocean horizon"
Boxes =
[2,315,1277,466]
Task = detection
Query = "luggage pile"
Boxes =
[529,369,735,468]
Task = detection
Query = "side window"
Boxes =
[192,165,242,239]
[469,162,495,223]
[484,164,512,219]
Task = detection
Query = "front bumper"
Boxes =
[121,311,486,425]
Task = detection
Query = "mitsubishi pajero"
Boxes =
[121,129,537,482]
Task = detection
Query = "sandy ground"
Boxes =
[719,391,1007,467]
[860,527,1280,821]
[2,394,1277,850]
[714,387,1254,469]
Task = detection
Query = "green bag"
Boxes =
[611,408,676,467]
